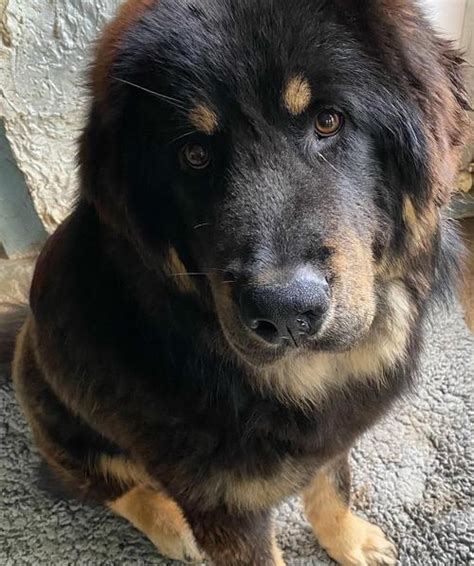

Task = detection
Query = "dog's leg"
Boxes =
[303,454,396,566]
[109,486,203,563]
[182,507,284,566]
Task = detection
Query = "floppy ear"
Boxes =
[78,0,157,234]
[334,0,469,215]
[381,1,470,208]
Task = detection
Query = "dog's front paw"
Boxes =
[320,515,397,566]
[151,528,204,563]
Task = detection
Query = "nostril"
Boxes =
[253,320,281,344]
[291,307,327,337]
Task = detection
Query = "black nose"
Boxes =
[239,267,330,346]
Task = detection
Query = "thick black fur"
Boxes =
[11,1,468,563]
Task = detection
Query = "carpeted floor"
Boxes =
[1,305,473,565]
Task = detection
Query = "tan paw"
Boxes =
[150,528,204,563]
[322,516,397,566]
[110,486,204,564]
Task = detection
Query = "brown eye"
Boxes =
[314,109,343,137]
[182,143,211,169]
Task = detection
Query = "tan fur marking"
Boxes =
[189,103,218,134]
[166,247,196,293]
[168,451,309,513]
[272,538,286,566]
[375,253,431,298]
[403,196,437,250]
[110,486,202,562]
[303,468,397,565]
[223,458,307,511]
[12,317,30,383]
[313,232,377,359]
[283,75,312,115]
[375,254,404,280]
[402,196,418,228]
[262,281,414,405]
[98,455,151,488]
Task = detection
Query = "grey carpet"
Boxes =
[1,305,473,565]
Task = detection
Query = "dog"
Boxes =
[6,0,469,564]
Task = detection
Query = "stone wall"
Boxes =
[0,0,120,233]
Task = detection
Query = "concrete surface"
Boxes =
[0,120,47,258]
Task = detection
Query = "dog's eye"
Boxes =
[181,143,211,169]
[314,110,344,137]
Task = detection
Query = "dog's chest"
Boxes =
[199,453,317,512]
[185,403,327,511]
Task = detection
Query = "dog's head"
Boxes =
[80,0,468,367]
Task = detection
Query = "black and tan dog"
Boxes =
[6,0,469,564]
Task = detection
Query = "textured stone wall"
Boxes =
[0,0,121,232]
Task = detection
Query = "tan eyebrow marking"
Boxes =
[283,74,312,115]
[188,103,218,134]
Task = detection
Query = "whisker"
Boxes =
[168,130,197,145]
[205,268,230,274]
[167,268,231,278]
[168,272,209,278]
[193,222,213,230]
[111,77,189,112]
[316,152,351,182]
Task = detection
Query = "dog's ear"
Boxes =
[380,1,470,207]
[78,0,156,233]
[337,0,469,207]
